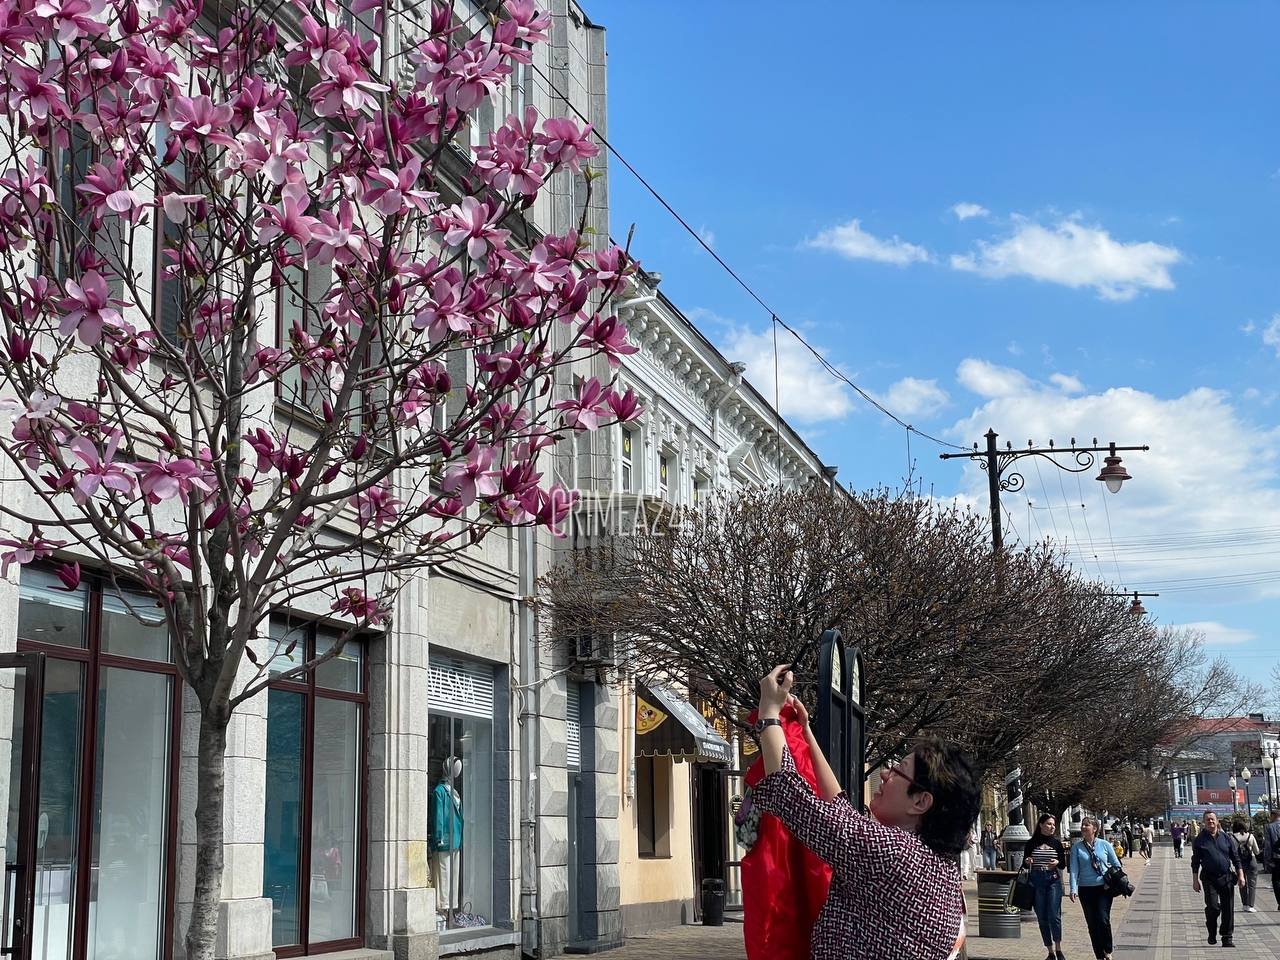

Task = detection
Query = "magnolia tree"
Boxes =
[0,0,640,954]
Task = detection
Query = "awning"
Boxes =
[635,682,733,765]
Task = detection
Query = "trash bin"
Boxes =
[701,878,725,926]
[975,869,1020,939]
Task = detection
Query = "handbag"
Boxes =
[1086,840,1134,898]
[1009,862,1035,910]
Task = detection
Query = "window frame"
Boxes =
[265,617,370,957]
[15,565,182,960]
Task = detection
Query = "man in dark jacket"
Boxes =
[1191,812,1245,947]
[1263,810,1280,909]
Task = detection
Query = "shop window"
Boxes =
[16,567,178,960]
[427,657,497,931]
[263,619,367,955]
[635,755,671,859]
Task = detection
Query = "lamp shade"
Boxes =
[1096,454,1131,494]
[1242,767,1252,781]
[1265,755,1274,772]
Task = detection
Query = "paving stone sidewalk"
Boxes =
[1113,850,1280,960]
[962,854,1145,959]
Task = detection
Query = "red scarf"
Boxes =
[741,702,833,960]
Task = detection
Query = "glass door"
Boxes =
[1,652,46,960]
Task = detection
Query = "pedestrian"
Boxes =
[1191,811,1245,947]
[960,828,974,880]
[1189,817,1200,841]
[1023,813,1067,960]
[1123,823,1135,862]
[981,824,998,871]
[1171,821,1185,859]
[1232,818,1260,913]
[1069,816,1122,960]
[968,828,982,878]
[1142,821,1155,860]
[1263,810,1280,910]
[750,665,980,959]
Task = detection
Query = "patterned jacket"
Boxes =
[751,748,965,960]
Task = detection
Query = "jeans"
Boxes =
[1239,867,1257,909]
[1204,874,1236,940]
[1078,885,1114,958]
[1031,870,1063,946]
[1272,865,1280,909]
[982,848,998,870]
[1173,839,1183,858]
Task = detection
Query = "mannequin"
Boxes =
[430,756,463,916]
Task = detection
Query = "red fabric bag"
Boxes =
[740,702,833,960]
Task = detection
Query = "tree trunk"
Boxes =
[185,706,230,960]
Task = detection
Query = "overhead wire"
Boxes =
[526,61,969,454]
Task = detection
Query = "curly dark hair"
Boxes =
[907,737,982,857]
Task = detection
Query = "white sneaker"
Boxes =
[1246,906,1258,913]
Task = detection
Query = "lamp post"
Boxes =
[939,430,1150,554]
[1230,774,1239,814]
[1242,767,1253,819]
[1264,752,1274,819]
[939,430,1150,855]
[1099,590,1160,616]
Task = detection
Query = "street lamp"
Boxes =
[1099,590,1159,616]
[1264,752,1274,819]
[1264,755,1274,814]
[1230,774,1238,814]
[940,431,1150,554]
[1242,767,1253,819]
[939,430,1150,856]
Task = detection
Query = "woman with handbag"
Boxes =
[1069,816,1123,960]
[1023,814,1067,960]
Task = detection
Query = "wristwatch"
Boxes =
[753,717,782,735]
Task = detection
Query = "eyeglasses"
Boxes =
[886,763,930,794]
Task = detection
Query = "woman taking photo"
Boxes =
[1070,816,1123,960]
[750,665,982,959]
[1023,814,1066,960]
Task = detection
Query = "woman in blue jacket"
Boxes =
[1069,816,1122,960]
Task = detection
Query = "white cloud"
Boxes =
[697,225,716,249]
[956,359,1035,399]
[1177,622,1257,646]
[808,218,931,266]
[1242,320,1258,335]
[952,202,990,221]
[947,362,1280,599]
[1049,373,1085,394]
[1263,315,1280,357]
[950,215,1183,301]
[874,377,949,419]
[722,325,854,425]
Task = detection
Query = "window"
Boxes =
[16,567,179,960]
[694,473,710,503]
[277,262,331,415]
[154,122,187,342]
[658,454,670,501]
[620,428,636,492]
[635,755,671,858]
[574,433,591,491]
[263,619,367,955]
[427,657,497,931]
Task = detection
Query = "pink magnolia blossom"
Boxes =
[76,159,146,225]
[579,314,639,366]
[0,533,65,577]
[32,0,108,44]
[436,40,509,111]
[331,586,390,622]
[255,183,319,249]
[352,484,401,528]
[310,49,388,117]
[441,446,500,506]
[363,158,435,215]
[69,431,136,503]
[536,118,599,174]
[433,196,510,261]
[58,272,124,346]
[168,95,235,150]
[136,453,214,504]
[309,199,371,266]
[554,377,613,432]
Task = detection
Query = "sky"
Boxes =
[586,1,1280,689]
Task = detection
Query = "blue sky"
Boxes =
[590,1,1280,686]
